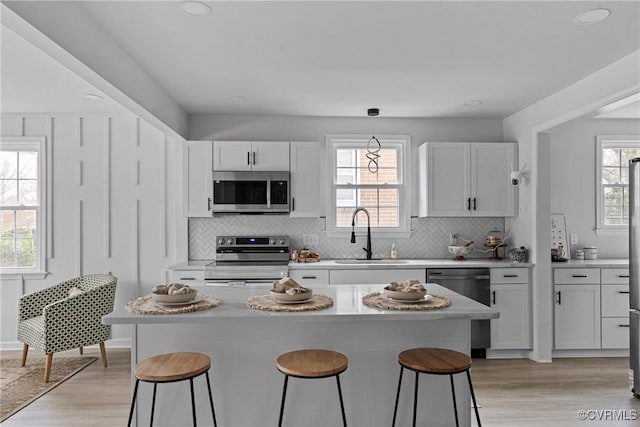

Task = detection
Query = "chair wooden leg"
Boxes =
[79,346,83,355]
[21,343,29,367]
[99,342,108,367]
[44,353,53,382]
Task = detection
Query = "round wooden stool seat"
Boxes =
[398,348,471,375]
[134,352,211,382]
[276,349,348,378]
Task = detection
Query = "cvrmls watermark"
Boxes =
[577,409,638,421]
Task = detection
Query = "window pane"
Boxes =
[336,168,356,184]
[0,151,17,178]
[16,239,36,267]
[605,205,622,217]
[622,148,640,164]
[605,217,624,225]
[379,188,399,207]
[378,207,399,227]
[604,187,623,205]
[18,152,38,179]
[336,149,356,167]
[16,210,37,238]
[602,167,620,184]
[336,207,355,227]
[0,238,15,267]
[0,210,15,237]
[18,179,38,205]
[0,179,17,205]
[602,148,620,166]
[336,188,356,207]
[359,189,378,207]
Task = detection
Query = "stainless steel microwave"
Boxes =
[212,171,290,213]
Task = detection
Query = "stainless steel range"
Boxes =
[205,235,289,287]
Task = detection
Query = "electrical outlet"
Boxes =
[570,233,578,245]
[303,234,319,246]
[449,233,457,245]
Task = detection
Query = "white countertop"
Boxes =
[169,258,533,270]
[103,283,498,325]
[551,259,629,268]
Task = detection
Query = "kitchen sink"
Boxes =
[333,259,408,264]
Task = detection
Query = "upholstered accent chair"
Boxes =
[18,274,118,382]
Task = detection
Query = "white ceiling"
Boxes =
[2,1,640,120]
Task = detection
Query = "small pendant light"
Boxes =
[367,108,381,174]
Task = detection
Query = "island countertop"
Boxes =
[103,283,498,325]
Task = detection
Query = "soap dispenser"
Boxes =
[390,243,398,260]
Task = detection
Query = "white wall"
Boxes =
[549,118,639,259]
[0,113,183,349]
[189,114,505,217]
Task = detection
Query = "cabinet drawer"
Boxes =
[490,268,528,284]
[601,317,630,349]
[601,284,630,317]
[169,270,205,286]
[601,268,630,284]
[288,269,329,286]
[553,268,600,284]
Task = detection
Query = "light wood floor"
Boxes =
[1,349,639,426]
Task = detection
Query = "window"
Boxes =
[327,135,410,235]
[596,135,640,230]
[0,137,46,274]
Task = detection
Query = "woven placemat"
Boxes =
[362,292,451,311]
[247,294,333,312]
[126,295,221,315]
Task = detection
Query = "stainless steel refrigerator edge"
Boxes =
[630,157,640,399]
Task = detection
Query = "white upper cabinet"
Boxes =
[183,140,213,217]
[418,142,516,217]
[290,141,322,217]
[213,141,290,171]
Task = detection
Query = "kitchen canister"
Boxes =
[583,246,598,260]
[575,249,585,260]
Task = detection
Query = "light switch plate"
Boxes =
[570,233,578,245]
[303,234,319,246]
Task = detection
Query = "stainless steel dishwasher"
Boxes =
[427,268,491,357]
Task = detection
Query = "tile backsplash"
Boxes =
[189,216,506,260]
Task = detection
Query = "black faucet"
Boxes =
[350,207,372,260]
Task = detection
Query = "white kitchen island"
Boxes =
[104,284,497,427]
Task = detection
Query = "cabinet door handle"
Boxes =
[247,151,251,165]
[618,291,630,294]
[556,291,562,305]
[467,198,471,211]
[503,274,518,278]
[302,276,317,280]
[207,197,212,211]
[617,275,630,278]
[572,275,588,278]
[618,324,630,328]
[252,151,256,165]
[179,277,196,281]
[491,290,496,305]
[292,197,295,211]
[473,197,477,210]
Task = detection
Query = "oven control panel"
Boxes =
[216,235,289,248]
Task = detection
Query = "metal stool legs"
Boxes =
[278,373,347,427]
[391,367,481,427]
[127,372,217,427]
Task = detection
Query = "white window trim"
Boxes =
[0,136,47,277]
[595,135,640,233]
[325,134,411,238]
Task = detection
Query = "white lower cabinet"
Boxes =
[601,269,630,349]
[169,269,205,287]
[329,269,425,285]
[288,269,329,286]
[554,284,601,350]
[489,268,531,350]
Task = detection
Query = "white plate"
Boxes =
[156,295,204,306]
[272,297,314,305]
[386,294,432,304]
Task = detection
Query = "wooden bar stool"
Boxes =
[127,352,217,427]
[391,348,481,427]
[276,349,348,427]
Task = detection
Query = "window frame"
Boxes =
[325,134,411,238]
[0,136,47,276]
[595,135,640,232]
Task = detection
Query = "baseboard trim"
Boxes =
[486,349,532,359]
[552,349,629,358]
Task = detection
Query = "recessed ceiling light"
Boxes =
[464,100,482,107]
[84,93,103,100]
[180,1,211,16]
[230,96,247,103]
[573,8,610,25]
